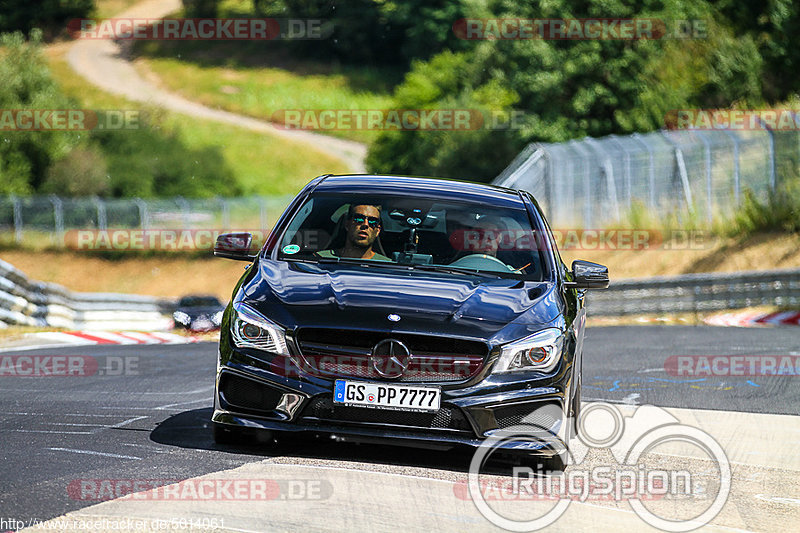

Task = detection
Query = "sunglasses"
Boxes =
[350,214,381,228]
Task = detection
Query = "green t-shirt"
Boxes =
[317,249,391,261]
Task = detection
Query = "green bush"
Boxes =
[247,0,469,67]
[181,0,219,18]
[0,31,240,198]
[0,0,94,37]
[731,186,800,236]
[92,123,240,198]
[40,145,109,196]
[0,31,84,194]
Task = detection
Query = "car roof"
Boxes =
[312,174,526,208]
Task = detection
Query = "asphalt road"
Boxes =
[1,325,798,527]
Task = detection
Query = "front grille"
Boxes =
[299,396,473,433]
[295,328,488,383]
[493,401,563,431]
[219,372,283,413]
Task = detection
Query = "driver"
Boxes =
[472,216,507,257]
[318,204,391,261]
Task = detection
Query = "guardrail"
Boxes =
[586,267,800,316]
[0,259,176,330]
[3,258,798,328]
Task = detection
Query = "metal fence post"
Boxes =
[567,140,594,226]
[93,196,107,230]
[49,194,64,245]
[631,133,656,209]
[11,195,22,244]
[608,135,632,208]
[504,145,545,190]
[584,137,621,222]
[176,196,190,228]
[755,118,776,190]
[219,197,230,228]
[134,198,148,229]
[721,130,741,204]
[693,131,714,223]
[660,131,694,214]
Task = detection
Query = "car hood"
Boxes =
[239,260,563,341]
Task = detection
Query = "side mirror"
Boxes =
[214,232,256,261]
[564,260,609,289]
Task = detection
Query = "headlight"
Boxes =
[173,311,190,325]
[231,301,289,355]
[212,311,224,325]
[493,328,564,373]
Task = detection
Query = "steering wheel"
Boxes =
[449,254,515,272]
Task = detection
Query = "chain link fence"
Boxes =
[494,126,800,227]
[0,195,294,247]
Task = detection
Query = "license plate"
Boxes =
[333,380,441,412]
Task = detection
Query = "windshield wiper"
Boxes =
[315,257,409,269]
[410,264,504,278]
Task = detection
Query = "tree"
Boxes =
[0,0,94,37]
[367,0,767,180]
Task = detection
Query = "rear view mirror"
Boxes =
[564,260,609,289]
[214,232,256,261]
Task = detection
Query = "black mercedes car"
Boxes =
[211,174,608,463]
[172,295,225,332]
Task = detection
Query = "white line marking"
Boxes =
[5,412,123,417]
[47,447,142,460]
[151,398,210,410]
[119,443,167,451]
[50,423,110,427]
[109,416,148,428]
[621,393,640,405]
[755,494,800,505]
[14,430,94,435]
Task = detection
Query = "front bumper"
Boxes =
[213,346,573,455]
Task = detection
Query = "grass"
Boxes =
[132,40,397,144]
[45,43,350,196]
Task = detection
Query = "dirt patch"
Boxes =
[1,250,248,301]
[2,232,798,301]
[561,232,800,278]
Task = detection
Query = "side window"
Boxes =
[280,198,314,249]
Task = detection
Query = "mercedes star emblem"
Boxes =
[370,339,411,379]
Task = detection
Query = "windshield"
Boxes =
[275,192,548,280]
[178,296,222,307]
